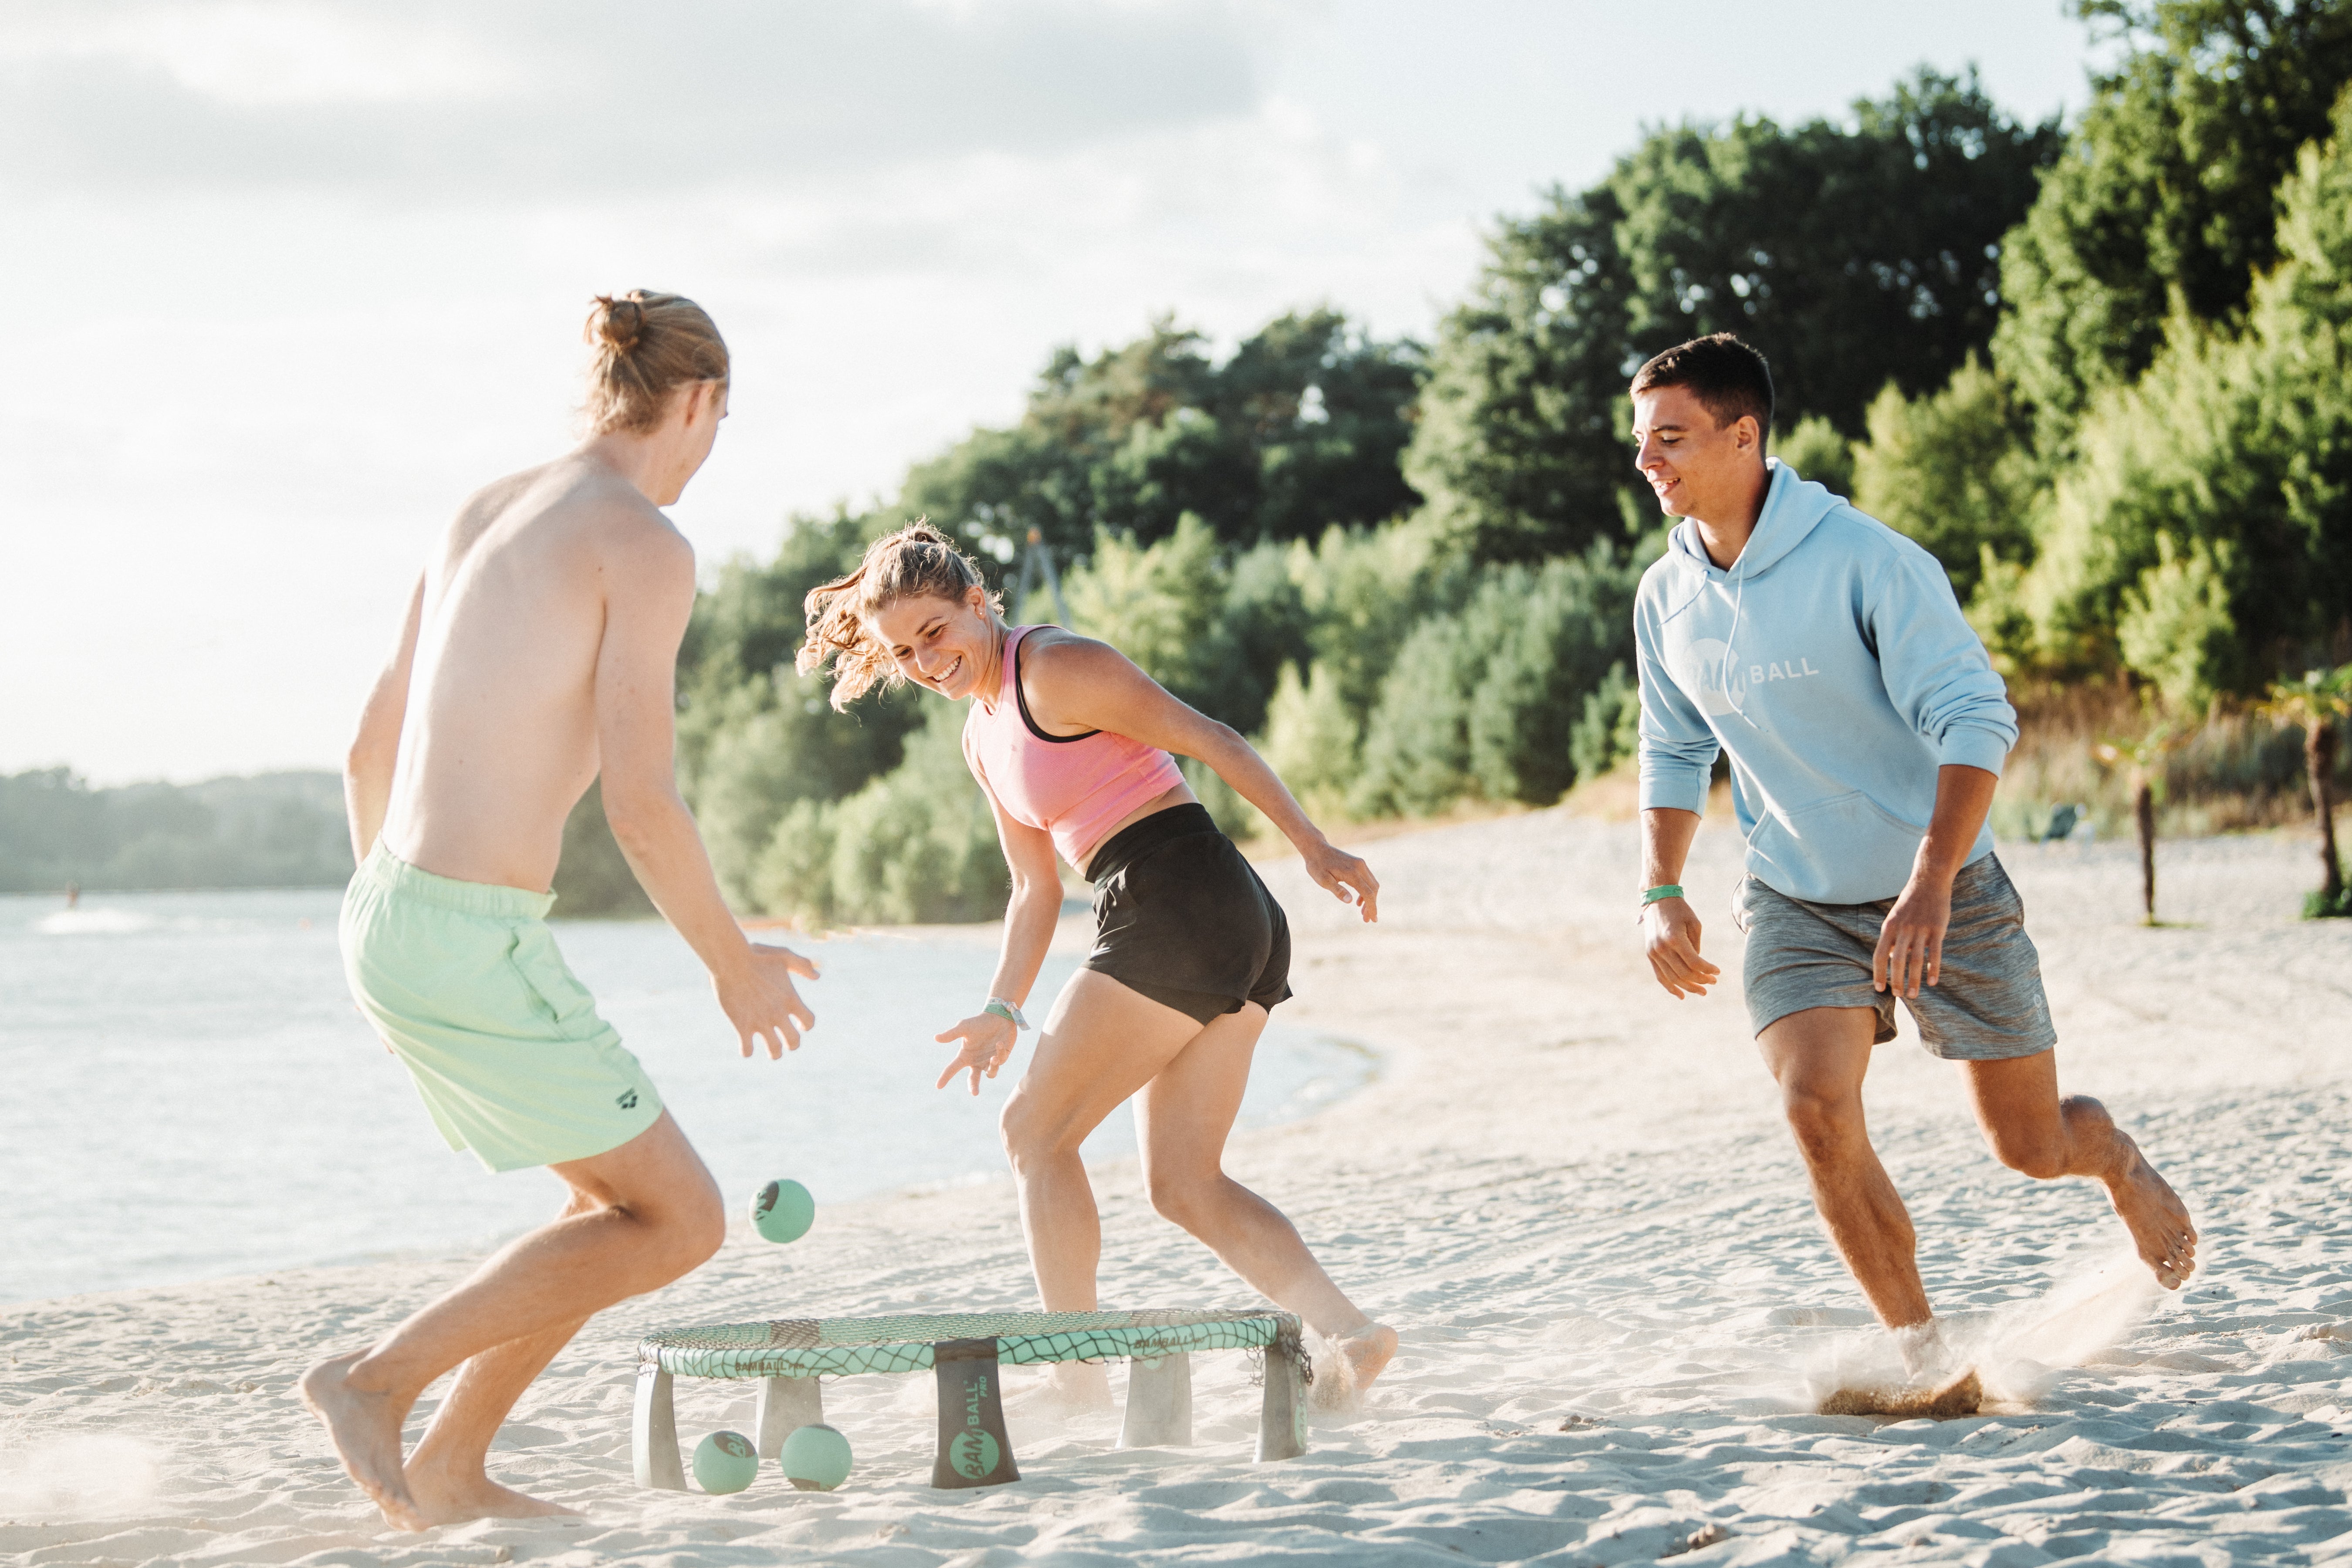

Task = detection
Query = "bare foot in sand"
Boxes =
[404,1458,581,1527]
[1314,1322,1397,1407]
[2105,1133,2197,1289]
[1890,1319,1953,1381]
[300,1350,423,1531]
[1016,1360,1112,1415]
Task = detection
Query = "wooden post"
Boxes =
[2136,777,2157,922]
[632,1364,686,1490]
[1255,1324,1308,1463]
[756,1374,825,1462]
[1119,1352,1193,1450]
[931,1338,1019,1488]
[2311,720,2343,904]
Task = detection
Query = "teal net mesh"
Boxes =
[641,1308,1304,1381]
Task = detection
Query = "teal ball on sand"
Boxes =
[751,1178,815,1244]
[781,1423,853,1492]
[693,1429,759,1494]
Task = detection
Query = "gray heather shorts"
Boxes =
[1731,852,2055,1061]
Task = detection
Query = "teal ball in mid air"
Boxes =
[692,1429,759,1494]
[780,1422,853,1491]
[751,1179,815,1244]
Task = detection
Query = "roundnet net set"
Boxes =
[631,1307,1312,1490]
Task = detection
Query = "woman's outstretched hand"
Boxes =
[935,1011,1020,1095]
[1301,838,1380,923]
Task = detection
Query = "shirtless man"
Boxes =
[1627,333,2196,1374]
[303,291,816,1529]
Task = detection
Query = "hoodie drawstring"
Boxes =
[1721,550,1754,727]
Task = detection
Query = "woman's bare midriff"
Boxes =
[1078,783,1198,880]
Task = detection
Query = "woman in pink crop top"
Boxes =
[800,524,1395,1403]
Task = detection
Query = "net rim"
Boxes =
[638,1307,1299,1379]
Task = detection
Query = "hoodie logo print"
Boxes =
[1687,638,1746,716]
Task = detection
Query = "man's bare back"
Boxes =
[383,456,680,893]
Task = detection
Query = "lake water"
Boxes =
[0,890,1374,1303]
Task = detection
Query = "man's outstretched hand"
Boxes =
[1642,896,1721,999]
[716,942,820,1058]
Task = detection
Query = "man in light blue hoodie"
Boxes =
[1627,334,2196,1373]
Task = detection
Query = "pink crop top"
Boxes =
[961,625,1186,872]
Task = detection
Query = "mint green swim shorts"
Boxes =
[341,844,662,1173]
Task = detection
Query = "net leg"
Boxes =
[1119,1352,1193,1449]
[632,1364,687,1490]
[756,1374,824,1462]
[930,1338,1020,1488]
[1255,1323,1308,1463]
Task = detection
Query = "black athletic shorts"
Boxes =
[1081,804,1293,1025]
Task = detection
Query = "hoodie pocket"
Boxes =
[1747,790,1924,904]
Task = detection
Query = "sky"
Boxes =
[0,0,2106,783]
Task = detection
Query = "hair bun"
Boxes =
[592,294,645,355]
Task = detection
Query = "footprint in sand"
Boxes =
[1817,1369,1982,1419]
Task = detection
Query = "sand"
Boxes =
[5,811,2350,1566]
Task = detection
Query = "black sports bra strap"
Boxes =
[1012,628,1101,745]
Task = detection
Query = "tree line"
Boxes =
[0,769,351,893]
[646,2,2352,926]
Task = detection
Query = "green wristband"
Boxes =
[1641,885,1685,907]
[984,997,1032,1031]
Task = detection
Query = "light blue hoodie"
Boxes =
[1634,460,2016,905]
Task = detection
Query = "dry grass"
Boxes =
[1999,679,2345,840]
[1539,678,2345,849]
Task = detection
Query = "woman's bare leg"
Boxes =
[1135,1005,1395,1391]
[999,972,1390,1399]
[999,973,1197,1399]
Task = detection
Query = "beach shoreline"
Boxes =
[5,809,2349,1566]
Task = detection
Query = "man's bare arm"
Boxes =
[1873,763,1999,998]
[1639,806,1720,999]
[344,576,426,865]
[593,523,817,1058]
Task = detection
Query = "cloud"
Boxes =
[0,0,1261,196]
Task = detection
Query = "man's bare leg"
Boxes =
[300,1113,723,1529]
[1962,1051,2197,1288]
[402,1316,588,1524]
[1758,1007,1934,1331]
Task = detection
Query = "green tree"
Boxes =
[1261,661,1359,819]
[1289,517,1467,723]
[1352,545,1643,815]
[1569,663,1642,783]
[1776,416,1855,499]
[1410,68,2057,561]
[901,311,1423,562]
[1994,0,2352,444]
[1057,514,1247,721]
[1850,355,2038,605]
[2019,83,2352,694]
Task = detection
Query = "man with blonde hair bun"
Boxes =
[302,291,818,1530]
